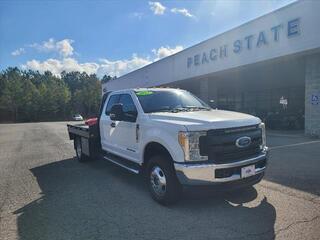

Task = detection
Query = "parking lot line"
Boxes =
[269,140,320,150]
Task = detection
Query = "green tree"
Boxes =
[62,71,102,118]
[37,71,71,120]
[101,75,112,84]
[71,73,101,117]
[20,76,40,121]
[0,67,108,122]
[0,68,25,121]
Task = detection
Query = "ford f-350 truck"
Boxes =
[67,88,268,205]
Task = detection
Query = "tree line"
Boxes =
[0,67,113,122]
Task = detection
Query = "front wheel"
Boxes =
[147,155,182,205]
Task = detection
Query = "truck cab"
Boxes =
[100,88,267,203]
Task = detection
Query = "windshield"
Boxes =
[135,90,211,113]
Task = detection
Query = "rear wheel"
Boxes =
[147,155,182,205]
[74,137,88,162]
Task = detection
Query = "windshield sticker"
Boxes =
[136,91,154,96]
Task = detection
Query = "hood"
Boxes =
[148,110,260,131]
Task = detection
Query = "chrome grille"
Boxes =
[199,125,262,164]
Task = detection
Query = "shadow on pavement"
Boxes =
[15,158,276,240]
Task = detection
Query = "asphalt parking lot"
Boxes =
[0,122,319,240]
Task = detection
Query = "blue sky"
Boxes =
[0,0,296,78]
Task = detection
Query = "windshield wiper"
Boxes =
[184,106,211,111]
[149,106,210,113]
[169,107,190,113]
[150,107,188,113]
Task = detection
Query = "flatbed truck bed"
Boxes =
[67,123,100,160]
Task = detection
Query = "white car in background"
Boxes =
[72,114,83,121]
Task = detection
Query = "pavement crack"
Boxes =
[259,182,320,206]
[237,215,320,239]
[275,215,320,236]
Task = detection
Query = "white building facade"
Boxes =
[104,1,320,136]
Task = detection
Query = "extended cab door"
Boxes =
[100,93,140,162]
[100,94,120,153]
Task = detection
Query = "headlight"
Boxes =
[259,122,267,149]
[178,131,208,161]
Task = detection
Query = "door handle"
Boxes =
[110,122,116,128]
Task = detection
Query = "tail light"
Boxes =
[85,118,98,126]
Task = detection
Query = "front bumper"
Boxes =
[174,147,268,185]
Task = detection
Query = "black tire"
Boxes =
[146,155,182,205]
[74,137,89,162]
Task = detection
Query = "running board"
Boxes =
[103,153,140,174]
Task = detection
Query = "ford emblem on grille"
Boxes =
[235,136,251,148]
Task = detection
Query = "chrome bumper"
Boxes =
[174,147,268,185]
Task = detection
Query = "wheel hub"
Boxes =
[150,166,167,196]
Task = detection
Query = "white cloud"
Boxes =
[171,8,195,18]
[56,39,74,57]
[11,48,26,56]
[21,44,183,78]
[22,58,99,77]
[98,54,151,77]
[152,45,183,61]
[21,55,151,78]
[149,2,166,15]
[29,38,74,57]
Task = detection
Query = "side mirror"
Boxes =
[110,104,124,121]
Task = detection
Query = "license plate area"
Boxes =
[241,165,255,178]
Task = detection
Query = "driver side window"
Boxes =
[105,94,120,115]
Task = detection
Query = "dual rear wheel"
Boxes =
[74,137,90,162]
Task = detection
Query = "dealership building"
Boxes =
[104,1,320,136]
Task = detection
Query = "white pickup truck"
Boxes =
[67,88,268,205]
